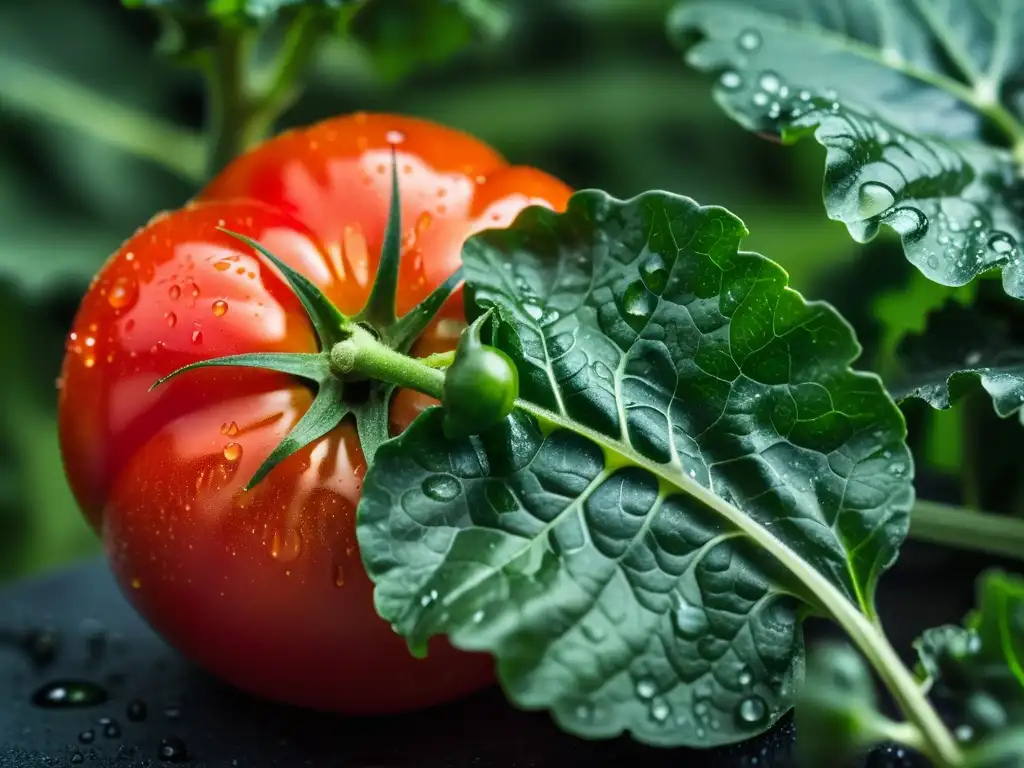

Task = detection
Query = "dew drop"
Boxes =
[270,528,303,562]
[31,680,108,709]
[758,71,781,94]
[857,182,896,218]
[126,699,148,722]
[719,70,743,90]
[71,752,84,764]
[752,92,769,107]
[103,718,122,738]
[168,285,181,301]
[107,276,138,311]
[736,695,768,727]
[386,129,405,145]
[524,303,544,321]
[78,729,96,744]
[649,699,670,723]
[212,300,229,317]
[223,442,242,462]
[220,421,239,436]
[334,565,346,587]
[422,474,462,502]
[157,735,190,762]
[621,280,654,326]
[737,29,762,52]
[635,679,657,700]
[165,312,177,328]
[738,668,753,687]
[191,329,203,345]
[639,254,668,293]
[987,232,1015,255]
[672,594,709,639]
[214,260,231,272]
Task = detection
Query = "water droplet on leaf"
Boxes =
[639,254,668,293]
[857,182,895,218]
[636,679,657,699]
[158,735,190,762]
[758,71,781,94]
[737,29,762,52]
[621,280,654,327]
[736,696,768,727]
[719,71,742,90]
[422,474,461,502]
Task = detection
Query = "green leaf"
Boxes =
[351,383,396,463]
[914,570,1024,742]
[795,643,880,767]
[357,190,913,747]
[891,283,1024,419]
[669,1,1024,298]
[349,0,509,81]
[221,230,348,348]
[121,0,353,24]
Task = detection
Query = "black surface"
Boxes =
[0,541,996,767]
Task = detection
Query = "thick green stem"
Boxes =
[330,325,446,400]
[0,56,204,182]
[911,499,1024,562]
[203,11,325,178]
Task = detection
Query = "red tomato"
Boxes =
[57,113,572,714]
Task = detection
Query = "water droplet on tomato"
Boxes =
[270,528,302,562]
[386,129,405,145]
[82,352,96,368]
[334,565,345,587]
[416,211,433,234]
[422,474,461,501]
[31,680,108,708]
[220,421,239,436]
[214,260,231,272]
[165,312,177,328]
[157,735,189,762]
[107,276,138,311]
[168,285,181,301]
[223,442,242,462]
[212,300,228,317]
[191,329,203,345]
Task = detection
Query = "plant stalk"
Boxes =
[910,499,1024,562]
[330,326,446,400]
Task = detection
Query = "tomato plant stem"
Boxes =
[911,499,1024,562]
[329,325,446,401]
[0,56,204,182]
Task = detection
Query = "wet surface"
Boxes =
[0,541,993,767]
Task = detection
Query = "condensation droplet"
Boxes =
[635,679,657,700]
[386,129,405,145]
[168,285,181,301]
[223,442,242,462]
[639,254,668,293]
[758,71,781,94]
[735,696,768,727]
[719,70,743,90]
[165,312,177,328]
[857,181,896,218]
[221,421,239,436]
[737,29,762,52]
[271,528,303,562]
[988,232,1015,255]
[191,329,203,345]
[107,277,138,311]
[422,474,461,502]
[212,300,229,317]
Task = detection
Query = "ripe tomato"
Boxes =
[57,113,572,714]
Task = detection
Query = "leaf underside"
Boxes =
[357,190,913,748]
[670,0,1024,299]
[891,287,1024,420]
[914,570,1024,744]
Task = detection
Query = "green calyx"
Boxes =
[150,149,465,488]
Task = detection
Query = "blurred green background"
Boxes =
[0,0,919,584]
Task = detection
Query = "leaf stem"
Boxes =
[910,499,1024,562]
[330,325,963,765]
[0,56,204,182]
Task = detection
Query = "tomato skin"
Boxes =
[58,113,572,714]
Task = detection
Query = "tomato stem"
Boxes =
[330,325,446,401]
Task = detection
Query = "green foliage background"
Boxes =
[0,0,921,584]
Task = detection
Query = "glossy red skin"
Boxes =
[58,113,572,714]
